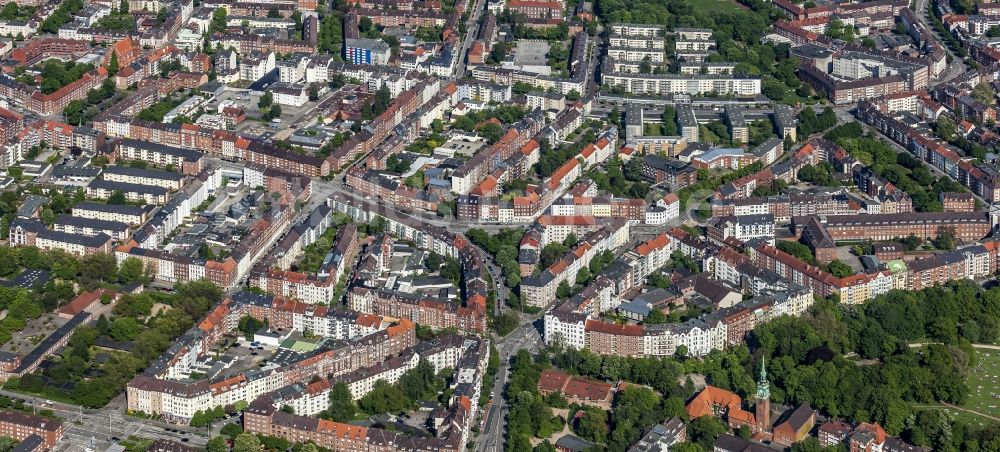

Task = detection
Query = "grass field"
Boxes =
[964,348,1000,419]
[688,0,744,14]
[915,405,988,427]
[914,348,1000,428]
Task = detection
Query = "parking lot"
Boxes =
[204,90,262,121]
[514,40,551,66]
[207,338,280,377]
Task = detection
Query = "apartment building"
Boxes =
[72,201,153,226]
[609,23,663,37]
[239,50,276,81]
[102,166,185,191]
[799,212,992,243]
[116,139,205,175]
[52,215,130,241]
[0,411,63,449]
[602,72,761,96]
[707,214,776,244]
[86,179,169,205]
[344,38,391,65]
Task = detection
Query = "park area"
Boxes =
[688,0,744,13]
[918,347,1000,428]
[962,348,1000,420]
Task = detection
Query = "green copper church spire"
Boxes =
[755,356,770,400]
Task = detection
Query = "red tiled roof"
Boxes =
[584,319,644,336]
[538,369,570,392]
[636,233,669,256]
[564,376,612,401]
[686,385,754,425]
[58,288,116,316]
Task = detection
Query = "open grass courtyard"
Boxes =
[687,0,744,14]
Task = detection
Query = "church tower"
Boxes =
[754,356,770,433]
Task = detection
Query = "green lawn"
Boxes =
[914,348,1000,428]
[688,0,743,14]
[915,405,988,427]
[964,348,1000,418]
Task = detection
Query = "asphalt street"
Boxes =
[0,389,208,452]
[474,317,544,452]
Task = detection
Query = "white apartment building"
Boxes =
[602,72,762,96]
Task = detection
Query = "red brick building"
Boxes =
[0,411,63,449]
[507,0,563,19]
[584,319,643,357]
[940,191,976,212]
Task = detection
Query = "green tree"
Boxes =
[934,226,957,250]
[326,382,356,422]
[108,51,119,76]
[221,423,243,437]
[39,208,55,226]
[107,190,128,205]
[639,56,652,73]
[210,7,227,33]
[207,436,228,452]
[644,310,667,324]
[790,437,824,452]
[0,248,17,277]
[267,104,282,120]
[0,3,17,20]
[373,85,391,115]
[672,443,704,452]
[556,281,571,299]
[79,252,118,284]
[973,83,996,103]
[534,441,556,452]
[572,406,608,443]
[110,317,142,341]
[688,416,727,450]
[258,91,273,109]
[935,115,957,142]
[238,315,265,340]
[488,42,507,64]
[825,260,854,278]
[117,257,147,284]
[233,433,262,452]
[494,311,519,336]
[424,252,442,271]
[478,122,504,144]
